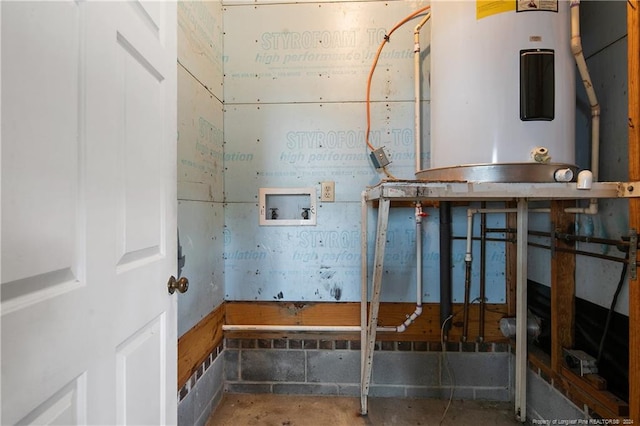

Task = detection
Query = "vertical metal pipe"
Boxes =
[479,202,487,342]
[515,198,529,422]
[462,260,472,342]
[462,208,474,342]
[439,202,452,337]
[360,192,368,383]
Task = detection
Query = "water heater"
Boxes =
[418,0,576,182]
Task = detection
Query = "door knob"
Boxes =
[167,276,189,294]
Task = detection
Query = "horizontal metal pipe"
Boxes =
[486,227,517,234]
[528,242,638,265]
[528,230,637,248]
[451,235,635,264]
[222,325,399,332]
[452,236,515,243]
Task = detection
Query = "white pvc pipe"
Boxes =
[414,12,431,173]
[395,203,425,333]
[566,0,600,214]
[370,203,426,334]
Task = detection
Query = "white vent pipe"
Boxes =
[414,12,431,173]
[566,0,600,214]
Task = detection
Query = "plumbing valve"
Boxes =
[415,204,428,222]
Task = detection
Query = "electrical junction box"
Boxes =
[370,146,391,169]
[259,187,316,226]
[563,348,598,376]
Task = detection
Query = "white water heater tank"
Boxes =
[425,0,575,180]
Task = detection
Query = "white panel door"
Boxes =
[1,1,178,425]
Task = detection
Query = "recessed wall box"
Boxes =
[259,187,317,226]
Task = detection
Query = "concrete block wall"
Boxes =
[525,359,586,422]
[178,343,225,426]
[223,338,513,401]
[177,339,591,425]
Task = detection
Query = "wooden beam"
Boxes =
[177,303,225,389]
[225,301,509,343]
[628,1,640,421]
[550,200,576,373]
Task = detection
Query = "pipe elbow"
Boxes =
[396,306,423,333]
[565,199,599,215]
[585,200,599,215]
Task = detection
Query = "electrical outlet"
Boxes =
[321,181,335,202]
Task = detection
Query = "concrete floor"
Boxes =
[206,394,524,426]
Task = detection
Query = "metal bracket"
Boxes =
[630,229,637,280]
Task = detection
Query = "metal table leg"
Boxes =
[360,197,390,415]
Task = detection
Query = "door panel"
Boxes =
[116,314,166,426]
[16,374,87,426]
[116,30,165,269]
[1,1,84,314]
[1,2,177,424]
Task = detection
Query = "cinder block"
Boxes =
[194,399,214,426]
[273,383,339,395]
[371,352,439,386]
[440,353,509,387]
[210,384,224,418]
[527,369,584,421]
[405,386,474,400]
[241,350,305,382]
[337,384,360,397]
[474,387,511,401]
[368,385,406,398]
[225,383,273,394]
[193,358,222,422]
[307,351,360,384]
[177,390,195,426]
[224,350,239,381]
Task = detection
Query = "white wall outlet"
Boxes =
[321,181,335,202]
